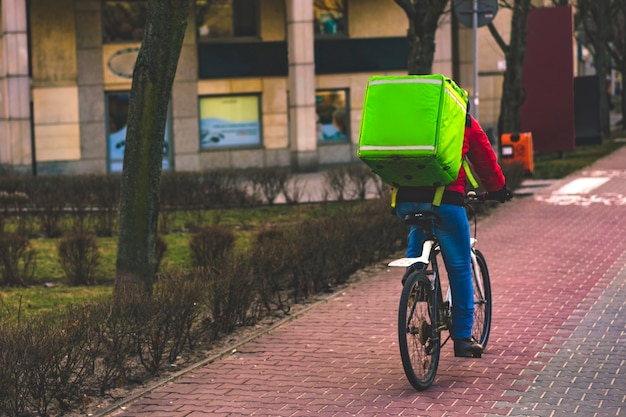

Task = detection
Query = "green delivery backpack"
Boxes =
[357,74,476,205]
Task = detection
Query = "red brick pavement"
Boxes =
[101,147,626,417]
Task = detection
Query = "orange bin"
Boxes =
[500,132,534,174]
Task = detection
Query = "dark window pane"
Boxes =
[102,0,147,43]
[196,0,258,39]
[233,0,258,37]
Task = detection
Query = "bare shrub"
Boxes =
[246,168,292,205]
[0,306,97,417]
[345,165,372,200]
[285,220,327,301]
[23,176,67,238]
[0,322,29,417]
[200,170,255,209]
[58,233,101,286]
[91,174,120,237]
[152,270,209,364]
[0,234,36,287]
[0,189,32,236]
[132,298,166,374]
[252,226,291,314]
[368,171,390,198]
[133,270,209,375]
[281,175,304,204]
[323,167,348,201]
[189,224,236,269]
[203,254,256,337]
[65,176,94,234]
[91,300,137,395]
[25,307,98,416]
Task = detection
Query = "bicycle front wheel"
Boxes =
[472,249,492,348]
[398,271,440,391]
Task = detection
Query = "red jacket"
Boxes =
[395,115,505,204]
[449,115,505,194]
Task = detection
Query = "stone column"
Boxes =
[0,0,32,172]
[285,0,317,172]
[75,0,107,173]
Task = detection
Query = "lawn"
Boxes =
[532,138,625,179]
[0,201,360,318]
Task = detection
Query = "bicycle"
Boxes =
[389,191,493,391]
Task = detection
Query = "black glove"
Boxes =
[487,185,513,203]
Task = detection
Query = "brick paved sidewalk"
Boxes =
[99,147,626,417]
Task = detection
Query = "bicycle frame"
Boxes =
[392,193,493,390]
[389,236,484,339]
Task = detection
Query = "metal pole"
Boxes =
[473,0,479,120]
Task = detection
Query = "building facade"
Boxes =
[0,0,515,175]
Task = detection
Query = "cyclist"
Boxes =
[394,114,512,358]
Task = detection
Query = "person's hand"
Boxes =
[487,185,513,203]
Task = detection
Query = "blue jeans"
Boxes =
[395,202,474,340]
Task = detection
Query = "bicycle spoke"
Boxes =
[398,271,440,391]
[471,250,492,348]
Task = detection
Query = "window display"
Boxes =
[199,94,261,149]
[314,0,346,36]
[316,89,348,142]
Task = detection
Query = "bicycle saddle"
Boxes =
[402,211,440,226]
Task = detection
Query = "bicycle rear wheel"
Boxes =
[398,271,440,391]
[472,249,492,347]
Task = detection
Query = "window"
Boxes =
[102,0,148,43]
[316,89,348,142]
[199,94,261,149]
[196,0,259,40]
[314,0,347,36]
[106,92,172,172]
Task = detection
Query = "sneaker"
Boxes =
[453,337,483,358]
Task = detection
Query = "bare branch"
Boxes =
[499,0,514,10]
[394,0,416,19]
[487,22,508,54]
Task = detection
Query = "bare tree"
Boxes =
[487,0,532,135]
[114,0,193,300]
[578,0,613,137]
[608,2,626,130]
[394,0,450,75]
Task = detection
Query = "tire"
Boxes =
[471,249,492,348]
[398,270,440,391]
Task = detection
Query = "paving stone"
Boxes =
[97,147,626,417]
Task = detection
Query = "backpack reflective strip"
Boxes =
[368,78,442,86]
[359,145,435,151]
[445,88,467,112]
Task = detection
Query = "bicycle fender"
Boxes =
[388,240,434,267]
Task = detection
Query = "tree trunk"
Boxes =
[622,83,626,130]
[407,28,436,75]
[496,0,531,136]
[579,0,613,138]
[594,0,611,138]
[394,0,448,75]
[114,0,193,301]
